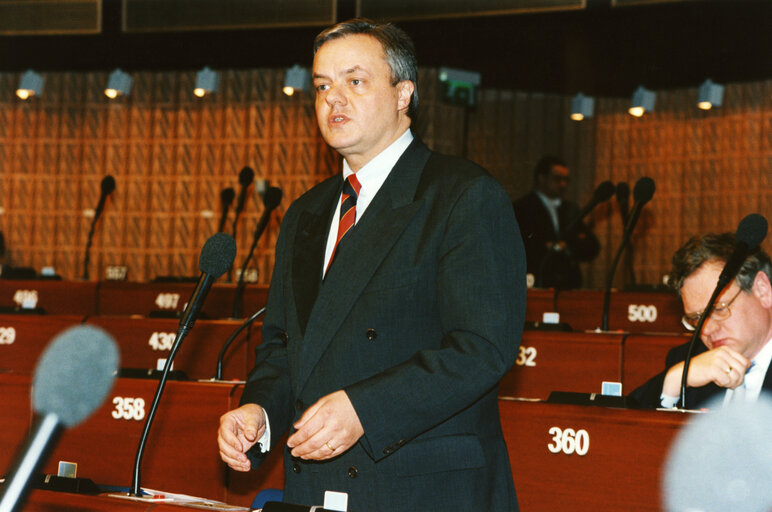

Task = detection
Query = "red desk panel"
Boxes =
[500,399,690,511]
[622,333,689,393]
[0,280,97,316]
[499,331,625,400]
[85,316,252,381]
[0,314,86,374]
[525,288,556,323]
[555,289,683,334]
[0,373,33,473]
[96,282,268,319]
[42,379,236,503]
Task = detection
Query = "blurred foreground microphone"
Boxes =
[564,180,615,233]
[131,233,236,496]
[232,184,283,318]
[0,325,118,512]
[217,187,236,233]
[678,213,768,408]
[664,394,772,512]
[82,175,116,280]
[601,176,656,330]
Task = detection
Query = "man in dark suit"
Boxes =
[513,156,599,289]
[217,19,526,511]
[630,232,772,409]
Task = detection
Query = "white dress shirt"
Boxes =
[535,190,561,236]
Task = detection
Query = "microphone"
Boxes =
[82,175,116,280]
[563,180,615,233]
[131,233,236,496]
[214,307,265,380]
[217,187,235,233]
[232,185,283,318]
[0,325,118,512]
[231,166,255,236]
[601,177,656,331]
[678,213,768,408]
[615,182,630,226]
[664,394,772,511]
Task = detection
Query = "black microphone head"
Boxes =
[199,232,237,278]
[263,187,283,210]
[632,176,656,204]
[32,325,119,427]
[220,187,235,206]
[238,166,255,187]
[100,175,116,196]
[593,180,616,203]
[615,182,630,203]
[736,213,768,249]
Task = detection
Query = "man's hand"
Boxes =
[287,390,364,461]
[218,403,266,472]
[662,346,751,397]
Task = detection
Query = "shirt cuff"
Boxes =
[660,393,679,409]
[257,409,271,453]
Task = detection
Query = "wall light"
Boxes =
[16,70,44,100]
[697,79,724,110]
[105,69,133,99]
[194,66,220,98]
[628,85,655,117]
[283,64,310,96]
[570,92,594,121]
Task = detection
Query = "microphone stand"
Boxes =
[215,307,265,380]
[677,284,725,409]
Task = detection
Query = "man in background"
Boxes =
[513,155,599,289]
[631,232,772,409]
[217,18,525,511]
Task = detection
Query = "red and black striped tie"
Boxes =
[327,174,361,272]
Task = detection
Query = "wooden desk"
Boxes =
[84,316,253,381]
[498,331,625,400]
[555,289,683,334]
[0,314,86,374]
[622,333,689,393]
[500,399,691,511]
[0,373,33,473]
[41,378,235,503]
[0,281,97,316]
[96,282,268,319]
[22,489,249,511]
[525,288,556,323]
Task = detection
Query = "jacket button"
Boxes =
[280,332,289,344]
[295,399,304,410]
[293,462,302,474]
[366,328,377,340]
[347,466,358,478]
[382,446,393,455]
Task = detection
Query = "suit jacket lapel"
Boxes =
[291,177,341,335]
[290,138,431,394]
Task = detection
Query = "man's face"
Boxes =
[312,34,413,171]
[681,261,772,360]
[536,164,570,199]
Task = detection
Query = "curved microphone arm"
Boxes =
[216,307,266,381]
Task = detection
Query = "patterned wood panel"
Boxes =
[0,69,769,291]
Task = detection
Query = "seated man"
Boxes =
[630,232,772,409]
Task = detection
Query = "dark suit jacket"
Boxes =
[240,138,526,511]
[630,341,772,409]
[513,191,599,289]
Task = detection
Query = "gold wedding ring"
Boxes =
[325,441,335,452]
[726,366,733,375]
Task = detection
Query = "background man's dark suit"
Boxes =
[630,341,772,409]
[513,191,599,289]
[240,138,526,511]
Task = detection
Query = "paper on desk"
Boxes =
[107,488,250,510]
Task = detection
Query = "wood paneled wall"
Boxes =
[0,69,769,289]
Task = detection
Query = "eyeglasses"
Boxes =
[681,288,743,331]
